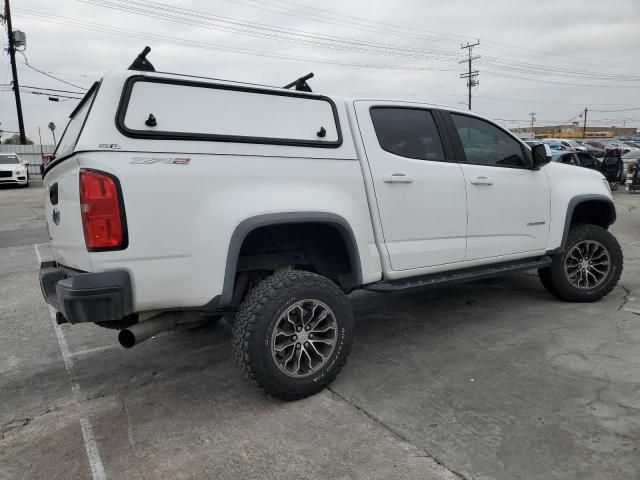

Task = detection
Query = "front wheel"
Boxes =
[539,223,623,302]
[232,270,354,400]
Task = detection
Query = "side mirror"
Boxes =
[23,161,30,166]
[532,143,552,170]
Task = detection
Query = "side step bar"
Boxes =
[364,256,553,293]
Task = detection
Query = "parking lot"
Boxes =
[1,178,639,480]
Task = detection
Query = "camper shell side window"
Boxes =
[116,76,343,148]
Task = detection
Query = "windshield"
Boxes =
[54,82,100,159]
[0,155,20,164]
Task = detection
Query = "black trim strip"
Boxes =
[116,76,343,148]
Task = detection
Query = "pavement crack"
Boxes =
[618,285,640,316]
[1,417,31,440]
[327,387,467,480]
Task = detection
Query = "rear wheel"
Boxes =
[539,223,622,302]
[232,270,353,400]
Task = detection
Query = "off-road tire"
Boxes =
[539,223,622,302]
[232,270,354,400]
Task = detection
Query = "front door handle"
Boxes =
[470,176,493,185]
[383,173,413,184]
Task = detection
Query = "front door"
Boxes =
[446,112,551,261]
[355,102,467,271]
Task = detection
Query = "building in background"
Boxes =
[510,124,638,139]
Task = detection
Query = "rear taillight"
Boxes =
[80,169,127,251]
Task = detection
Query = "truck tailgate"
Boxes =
[43,157,92,271]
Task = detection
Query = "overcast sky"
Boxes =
[3,0,640,143]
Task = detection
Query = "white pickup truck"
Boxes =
[39,49,622,400]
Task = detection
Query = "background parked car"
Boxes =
[580,142,606,158]
[0,153,29,187]
[541,138,577,152]
[551,151,601,172]
[622,150,640,184]
[564,139,587,152]
[585,140,617,153]
[605,140,637,155]
[542,140,569,152]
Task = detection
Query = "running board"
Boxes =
[364,256,553,293]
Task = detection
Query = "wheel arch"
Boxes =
[558,194,616,252]
[220,212,363,305]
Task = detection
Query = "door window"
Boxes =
[370,108,445,161]
[451,114,526,168]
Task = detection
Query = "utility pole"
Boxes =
[529,112,536,137]
[459,40,480,110]
[3,0,26,144]
[582,107,588,139]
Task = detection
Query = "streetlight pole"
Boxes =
[48,121,56,145]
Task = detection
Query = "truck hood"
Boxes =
[545,161,611,198]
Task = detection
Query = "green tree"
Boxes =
[3,134,34,145]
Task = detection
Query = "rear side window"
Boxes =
[451,114,526,168]
[55,82,100,159]
[370,108,445,161]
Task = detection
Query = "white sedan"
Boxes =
[0,153,29,187]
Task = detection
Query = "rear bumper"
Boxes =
[39,262,133,323]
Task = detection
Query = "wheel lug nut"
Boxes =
[305,325,311,331]
[296,327,302,332]
[308,333,313,339]
[292,335,297,341]
[305,341,310,347]
[296,343,301,349]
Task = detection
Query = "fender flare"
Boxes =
[218,212,363,305]
[555,194,616,253]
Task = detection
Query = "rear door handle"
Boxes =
[383,174,413,183]
[470,176,493,185]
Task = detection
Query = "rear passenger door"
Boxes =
[355,102,467,271]
[444,112,550,261]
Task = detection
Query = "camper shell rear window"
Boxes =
[54,81,101,159]
[116,76,342,148]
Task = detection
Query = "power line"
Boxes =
[77,0,456,61]
[248,0,637,70]
[19,56,89,89]
[590,107,640,113]
[77,0,640,88]
[0,83,85,94]
[482,70,640,89]
[15,9,454,72]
